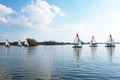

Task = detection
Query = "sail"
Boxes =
[73,33,82,48]
[18,40,22,46]
[24,40,29,46]
[90,36,97,47]
[107,35,114,44]
[5,39,10,47]
[73,34,81,45]
[105,34,115,47]
[91,36,96,44]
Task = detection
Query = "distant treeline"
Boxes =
[0,38,90,46]
[0,38,72,46]
[38,41,72,45]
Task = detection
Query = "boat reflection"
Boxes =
[91,47,97,60]
[26,46,37,55]
[106,47,115,63]
[73,48,82,62]
[5,47,10,54]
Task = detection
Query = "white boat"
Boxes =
[72,33,82,48]
[105,35,115,47]
[24,40,29,47]
[89,36,97,47]
[18,40,22,47]
[5,39,10,47]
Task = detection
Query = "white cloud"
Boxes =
[47,23,91,42]
[88,13,120,42]
[0,4,14,23]
[0,0,65,30]
[21,0,65,29]
[0,4,14,16]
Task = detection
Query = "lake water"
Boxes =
[0,45,120,80]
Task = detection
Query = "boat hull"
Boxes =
[5,45,10,47]
[89,45,98,47]
[72,45,82,48]
[105,44,115,47]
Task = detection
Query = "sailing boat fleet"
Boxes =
[73,34,116,48]
[5,39,29,47]
[4,34,116,48]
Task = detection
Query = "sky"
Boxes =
[0,0,120,42]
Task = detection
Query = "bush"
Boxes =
[26,38,38,46]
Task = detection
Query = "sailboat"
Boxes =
[24,40,29,47]
[89,36,97,47]
[72,33,82,48]
[105,34,115,47]
[5,39,10,47]
[18,40,22,47]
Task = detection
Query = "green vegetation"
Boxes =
[26,38,38,46]
[38,41,71,45]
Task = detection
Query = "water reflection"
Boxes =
[106,47,115,63]
[38,55,52,80]
[26,46,37,55]
[90,47,97,60]
[73,48,82,62]
[5,47,10,54]
[0,67,12,80]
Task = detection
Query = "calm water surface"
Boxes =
[0,45,120,80]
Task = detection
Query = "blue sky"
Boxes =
[0,0,120,42]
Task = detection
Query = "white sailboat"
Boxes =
[72,33,82,48]
[89,36,97,47]
[5,39,10,47]
[24,40,29,47]
[105,34,115,47]
[18,40,22,47]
